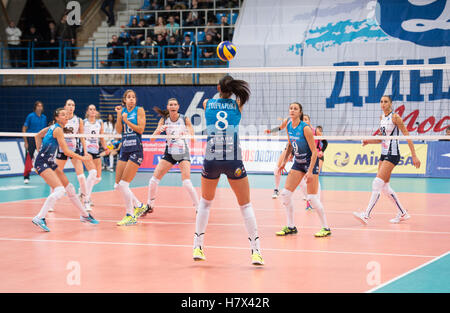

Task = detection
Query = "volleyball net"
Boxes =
[0,64,448,177]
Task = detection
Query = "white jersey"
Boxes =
[165,114,189,155]
[60,115,80,152]
[379,112,399,156]
[84,118,102,154]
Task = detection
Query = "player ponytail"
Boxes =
[153,106,169,118]
[219,75,250,106]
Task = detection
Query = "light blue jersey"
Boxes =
[121,105,142,153]
[204,98,241,160]
[39,123,61,161]
[287,120,312,164]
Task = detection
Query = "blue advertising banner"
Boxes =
[426,141,450,178]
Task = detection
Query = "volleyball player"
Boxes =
[51,99,89,212]
[353,95,421,224]
[145,98,199,214]
[264,118,291,199]
[299,114,324,210]
[276,102,331,237]
[192,75,264,265]
[115,89,147,226]
[32,108,98,231]
[82,104,110,211]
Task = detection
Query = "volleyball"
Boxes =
[217,41,237,62]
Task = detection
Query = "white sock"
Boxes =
[131,191,142,207]
[108,154,114,168]
[299,178,307,200]
[85,169,97,201]
[117,180,134,215]
[240,203,261,254]
[66,183,88,217]
[274,169,281,190]
[308,194,329,229]
[77,174,87,197]
[280,189,295,228]
[364,177,385,217]
[383,183,407,215]
[318,180,322,199]
[36,186,65,219]
[182,179,199,209]
[147,176,160,207]
[193,197,212,249]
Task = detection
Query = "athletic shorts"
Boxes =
[380,154,400,166]
[34,156,58,175]
[119,149,144,166]
[161,150,191,165]
[291,158,320,175]
[56,148,82,160]
[88,152,101,159]
[201,159,247,180]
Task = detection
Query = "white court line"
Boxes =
[14,200,450,218]
[0,237,438,259]
[1,215,449,235]
[366,251,450,293]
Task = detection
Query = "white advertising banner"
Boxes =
[0,141,25,176]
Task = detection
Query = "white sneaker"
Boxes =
[24,178,30,184]
[353,211,369,225]
[48,207,54,212]
[272,189,279,199]
[389,212,410,224]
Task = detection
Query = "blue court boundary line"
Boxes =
[366,251,450,293]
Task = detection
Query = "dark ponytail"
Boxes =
[219,75,250,106]
[153,106,169,118]
[52,107,65,126]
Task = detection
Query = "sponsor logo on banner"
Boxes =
[425,141,450,177]
[0,141,25,176]
[323,142,427,175]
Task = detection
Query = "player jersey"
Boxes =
[380,112,399,156]
[38,123,61,162]
[59,115,80,152]
[84,118,102,154]
[287,120,312,164]
[204,98,241,161]
[121,105,143,153]
[164,113,189,155]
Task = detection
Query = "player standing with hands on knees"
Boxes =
[353,95,420,224]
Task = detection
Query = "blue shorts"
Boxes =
[380,154,400,166]
[291,158,319,175]
[161,147,190,165]
[34,156,58,175]
[56,148,82,160]
[119,149,144,166]
[201,159,247,180]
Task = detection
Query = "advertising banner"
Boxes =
[426,141,450,178]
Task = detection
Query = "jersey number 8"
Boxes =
[215,111,228,131]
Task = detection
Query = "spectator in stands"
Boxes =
[184,11,200,27]
[129,19,146,46]
[160,4,173,21]
[189,0,204,25]
[154,16,167,38]
[156,33,168,48]
[205,19,220,42]
[22,101,47,184]
[101,0,116,27]
[165,35,181,66]
[106,34,126,67]
[5,21,22,68]
[44,21,59,66]
[24,25,44,65]
[181,33,195,65]
[200,33,217,65]
[218,15,231,41]
[139,36,158,67]
[57,14,76,67]
[166,15,180,38]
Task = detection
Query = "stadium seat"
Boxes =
[197,31,206,43]
[184,31,194,39]
[141,0,150,10]
[216,13,225,24]
[128,15,140,27]
[228,13,238,25]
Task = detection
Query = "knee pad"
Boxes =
[52,186,66,200]
[65,183,76,197]
[198,197,212,213]
[150,176,160,185]
[280,189,293,206]
[372,177,385,192]
[306,194,320,207]
[239,203,255,219]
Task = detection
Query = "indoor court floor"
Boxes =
[0,172,448,293]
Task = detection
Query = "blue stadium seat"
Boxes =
[143,14,153,24]
[141,0,150,10]
[128,15,140,27]
[184,31,194,39]
[216,13,225,24]
[228,13,238,25]
[197,31,206,42]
